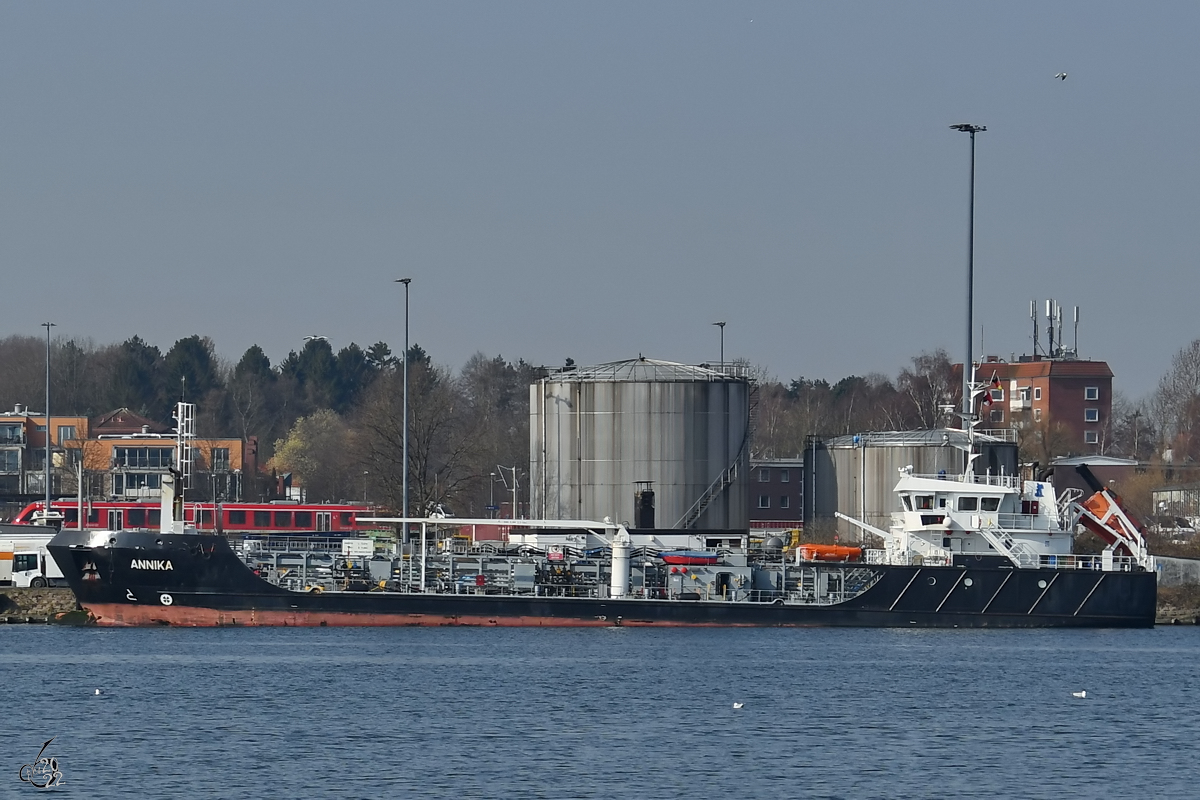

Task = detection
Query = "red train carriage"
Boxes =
[11,500,375,536]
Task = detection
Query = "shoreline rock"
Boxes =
[0,587,80,623]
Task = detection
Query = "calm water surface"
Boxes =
[3,626,1197,799]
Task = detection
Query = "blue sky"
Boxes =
[2,2,1197,398]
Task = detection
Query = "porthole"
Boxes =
[926,576,936,586]
[963,577,974,587]
[1037,580,1048,589]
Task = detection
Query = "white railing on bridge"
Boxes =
[910,473,1021,489]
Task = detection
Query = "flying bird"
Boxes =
[1055,72,1068,81]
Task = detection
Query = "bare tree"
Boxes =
[897,349,958,429]
[355,362,478,514]
[1151,338,1200,463]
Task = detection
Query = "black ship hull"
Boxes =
[47,530,1158,628]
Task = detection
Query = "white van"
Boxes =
[0,534,65,588]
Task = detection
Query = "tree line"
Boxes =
[4,332,1200,516]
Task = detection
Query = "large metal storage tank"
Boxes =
[803,430,1019,537]
[531,358,750,529]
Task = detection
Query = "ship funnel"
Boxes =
[634,481,655,529]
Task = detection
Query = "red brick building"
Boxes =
[969,357,1114,455]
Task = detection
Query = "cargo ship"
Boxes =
[47,462,1157,628]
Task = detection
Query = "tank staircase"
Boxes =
[793,565,880,603]
[975,524,1041,568]
[675,383,759,529]
[843,567,882,596]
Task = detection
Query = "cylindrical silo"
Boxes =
[531,358,750,529]
[806,429,1019,536]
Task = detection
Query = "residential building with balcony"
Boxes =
[0,404,256,505]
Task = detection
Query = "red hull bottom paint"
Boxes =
[84,603,770,628]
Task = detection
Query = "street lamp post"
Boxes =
[395,278,412,543]
[41,322,55,520]
[713,321,725,366]
[950,123,985,419]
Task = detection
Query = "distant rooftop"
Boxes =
[1052,455,1138,467]
[548,357,747,383]
[822,429,1013,449]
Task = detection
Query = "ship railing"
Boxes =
[910,473,1021,489]
[239,536,347,554]
[993,513,1053,530]
[863,548,956,567]
[1038,554,1141,572]
[863,549,891,564]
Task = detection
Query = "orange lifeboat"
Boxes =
[798,544,863,562]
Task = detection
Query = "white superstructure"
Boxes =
[838,378,1153,573]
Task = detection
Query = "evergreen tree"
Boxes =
[108,336,164,418]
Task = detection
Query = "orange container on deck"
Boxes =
[798,544,863,562]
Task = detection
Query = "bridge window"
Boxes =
[958,497,978,511]
[916,495,933,510]
[901,495,912,511]
[981,497,1000,512]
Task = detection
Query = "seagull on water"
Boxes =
[1072,690,1087,699]
[94,689,102,696]
[1055,72,1068,80]
[733,702,744,709]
